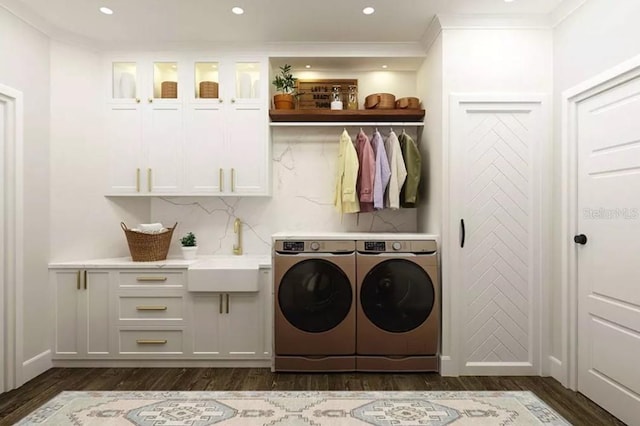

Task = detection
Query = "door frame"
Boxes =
[0,83,24,393]
[560,54,640,390]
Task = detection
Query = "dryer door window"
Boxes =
[360,259,434,333]
[279,259,353,333]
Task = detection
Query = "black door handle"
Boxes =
[574,234,588,245]
[461,219,466,248]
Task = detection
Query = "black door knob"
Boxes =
[574,234,588,245]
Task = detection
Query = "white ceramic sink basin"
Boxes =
[187,256,264,292]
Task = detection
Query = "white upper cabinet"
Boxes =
[106,55,269,196]
[184,57,269,196]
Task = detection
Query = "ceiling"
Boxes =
[7,0,564,45]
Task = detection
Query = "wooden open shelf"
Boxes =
[269,109,425,122]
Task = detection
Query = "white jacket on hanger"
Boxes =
[384,131,407,209]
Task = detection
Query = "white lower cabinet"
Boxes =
[191,291,265,358]
[51,267,271,363]
[52,269,111,358]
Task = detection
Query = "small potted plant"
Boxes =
[180,232,197,260]
[272,64,297,110]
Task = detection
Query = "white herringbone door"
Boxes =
[450,96,545,375]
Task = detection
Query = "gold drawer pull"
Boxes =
[136,339,167,345]
[77,270,81,290]
[136,276,168,282]
[136,305,167,311]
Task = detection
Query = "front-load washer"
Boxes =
[356,239,440,371]
[274,239,356,371]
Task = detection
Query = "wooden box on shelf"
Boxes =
[296,79,357,110]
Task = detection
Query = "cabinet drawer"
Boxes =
[118,271,185,288]
[119,330,183,354]
[118,296,183,321]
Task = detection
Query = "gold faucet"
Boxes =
[233,217,243,255]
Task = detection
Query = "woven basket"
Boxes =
[396,97,420,109]
[121,222,177,261]
[199,81,219,98]
[161,81,178,98]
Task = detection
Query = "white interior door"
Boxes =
[576,74,640,425]
[450,95,544,376]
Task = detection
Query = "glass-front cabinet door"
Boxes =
[152,61,179,102]
[232,60,264,105]
[112,62,139,103]
[194,61,220,101]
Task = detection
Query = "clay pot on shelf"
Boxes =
[273,93,295,110]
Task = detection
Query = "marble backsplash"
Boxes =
[151,127,419,256]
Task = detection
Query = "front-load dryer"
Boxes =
[356,239,440,372]
[274,239,356,371]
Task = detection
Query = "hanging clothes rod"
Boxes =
[269,122,425,127]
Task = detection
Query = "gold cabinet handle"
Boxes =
[231,168,236,192]
[136,168,140,192]
[219,168,224,192]
[83,270,87,290]
[219,294,223,314]
[77,270,81,290]
[136,276,168,282]
[147,168,152,192]
[136,305,167,311]
[226,293,230,314]
[136,339,167,345]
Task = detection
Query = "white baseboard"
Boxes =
[52,359,272,368]
[549,356,565,385]
[461,362,536,376]
[440,355,457,376]
[22,350,52,384]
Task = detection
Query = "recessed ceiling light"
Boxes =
[362,7,375,15]
[232,6,244,15]
[504,0,515,2]
[305,65,312,69]
[381,65,388,69]
[99,6,113,15]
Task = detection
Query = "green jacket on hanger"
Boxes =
[398,131,421,208]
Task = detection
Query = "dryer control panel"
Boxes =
[357,240,437,254]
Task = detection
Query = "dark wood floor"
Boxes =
[0,368,625,425]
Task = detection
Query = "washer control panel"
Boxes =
[275,240,356,253]
[364,241,386,251]
[282,241,305,252]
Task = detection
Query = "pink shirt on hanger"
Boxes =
[355,130,376,213]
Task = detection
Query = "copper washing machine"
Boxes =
[273,239,356,372]
[356,239,440,371]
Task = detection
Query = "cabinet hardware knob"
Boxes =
[136,339,167,345]
[135,98,140,103]
[231,98,236,103]
[148,98,153,103]
[219,98,224,103]
[574,234,588,245]
[136,306,168,311]
[136,276,168,282]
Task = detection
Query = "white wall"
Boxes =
[151,127,419,256]
[551,0,640,365]
[0,7,50,367]
[49,41,149,261]
[417,34,443,234]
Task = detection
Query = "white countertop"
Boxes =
[49,254,272,269]
[271,232,440,241]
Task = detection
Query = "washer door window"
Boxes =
[360,259,434,333]
[279,259,353,333]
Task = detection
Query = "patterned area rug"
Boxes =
[16,391,570,425]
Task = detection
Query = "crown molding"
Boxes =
[437,13,552,30]
[420,15,443,54]
[551,0,587,28]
